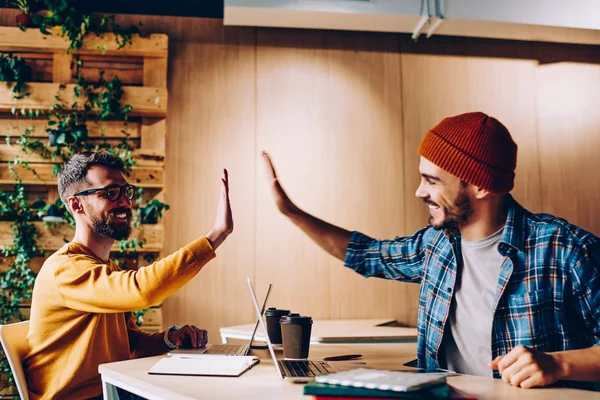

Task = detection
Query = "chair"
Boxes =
[0,321,30,400]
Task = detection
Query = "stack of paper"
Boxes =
[148,355,259,377]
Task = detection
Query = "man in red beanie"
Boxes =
[262,112,600,389]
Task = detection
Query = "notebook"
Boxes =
[169,284,272,357]
[246,277,339,382]
[315,368,447,392]
[148,355,259,377]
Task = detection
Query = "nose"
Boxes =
[415,181,427,199]
[116,192,131,208]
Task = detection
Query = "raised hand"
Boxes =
[206,169,233,250]
[262,151,298,216]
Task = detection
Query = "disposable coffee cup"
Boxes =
[265,307,290,344]
[280,313,312,360]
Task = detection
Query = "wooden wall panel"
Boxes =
[536,63,600,234]
[400,51,542,230]
[255,29,416,325]
[159,27,257,339]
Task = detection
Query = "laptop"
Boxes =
[169,283,272,357]
[246,277,338,382]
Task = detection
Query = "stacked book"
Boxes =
[303,368,476,399]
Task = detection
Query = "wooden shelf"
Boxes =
[0,162,164,187]
[0,82,167,117]
[0,221,163,252]
[0,27,168,58]
[0,145,164,167]
[0,25,169,338]
[0,118,142,139]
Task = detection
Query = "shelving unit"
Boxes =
[0,26,169,332]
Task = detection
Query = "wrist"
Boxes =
[551,352,571,380]
[206,229,229,250]
[164,325,180,349]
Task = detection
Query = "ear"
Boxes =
[68,197,84,215]
[474,186,491,200]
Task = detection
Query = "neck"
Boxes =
[459,194,509,241]
[72,224,114,262]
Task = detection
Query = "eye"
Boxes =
[106,187,120,200]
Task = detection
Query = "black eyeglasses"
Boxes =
[73,184,136,202]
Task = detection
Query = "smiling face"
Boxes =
[73,165,133,241]
[415,157,473,230]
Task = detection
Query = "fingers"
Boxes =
[178,325,197,347]
[507,365,537,388]
[177,325,209,348]
[497,345,528,374]
[261,151,278,181]
[501,355,530,384]
[223,169,229,194]
[489,355,503,370]
[192,325,208,347]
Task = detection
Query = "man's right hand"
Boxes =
[260,151,351,261]
[206,169,233,250]
[262,151,298,216]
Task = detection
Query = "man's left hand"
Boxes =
[168,325,208,348]
[489,345,567,389]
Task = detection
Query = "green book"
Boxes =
[303,382,452,399]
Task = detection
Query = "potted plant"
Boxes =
[11,0,33,28]
[140,199,170,224]
[47,111,88,146]
[0,53,32,97]
[38,199,68,223]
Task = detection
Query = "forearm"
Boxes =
[127,314,169,357]
[286,206,351,261]
[552,346,600,381]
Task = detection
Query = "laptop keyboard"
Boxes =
[206,344,247,355]
[279,360,335,378]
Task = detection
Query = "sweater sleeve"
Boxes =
[54,237,215,313]
[126,312,168,358]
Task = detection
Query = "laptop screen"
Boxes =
[248,283,272,348]
[247,277,284,378]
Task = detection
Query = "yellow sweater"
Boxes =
[24,237,215,400]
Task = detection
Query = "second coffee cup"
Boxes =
[265,307,290,344]
[280,313,313,360]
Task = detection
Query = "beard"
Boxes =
[426,189,473,231]
[90,207,132,241]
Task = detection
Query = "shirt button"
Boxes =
[437,320,443,327]
[447,287,452,293]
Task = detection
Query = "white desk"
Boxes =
[99,343,600,400]
[219,318,417,344]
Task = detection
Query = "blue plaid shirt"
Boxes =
[344,195,600,377]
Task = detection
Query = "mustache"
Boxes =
[423,199,439,207]
[109,208,132,218]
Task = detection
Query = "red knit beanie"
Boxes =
[418,112,517,194]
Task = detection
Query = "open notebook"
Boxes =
[148,355,259,377]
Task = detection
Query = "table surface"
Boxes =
[99,342,600,400]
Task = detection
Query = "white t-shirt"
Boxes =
[441,227,505,376]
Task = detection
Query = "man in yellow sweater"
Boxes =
[24,151,233,399]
